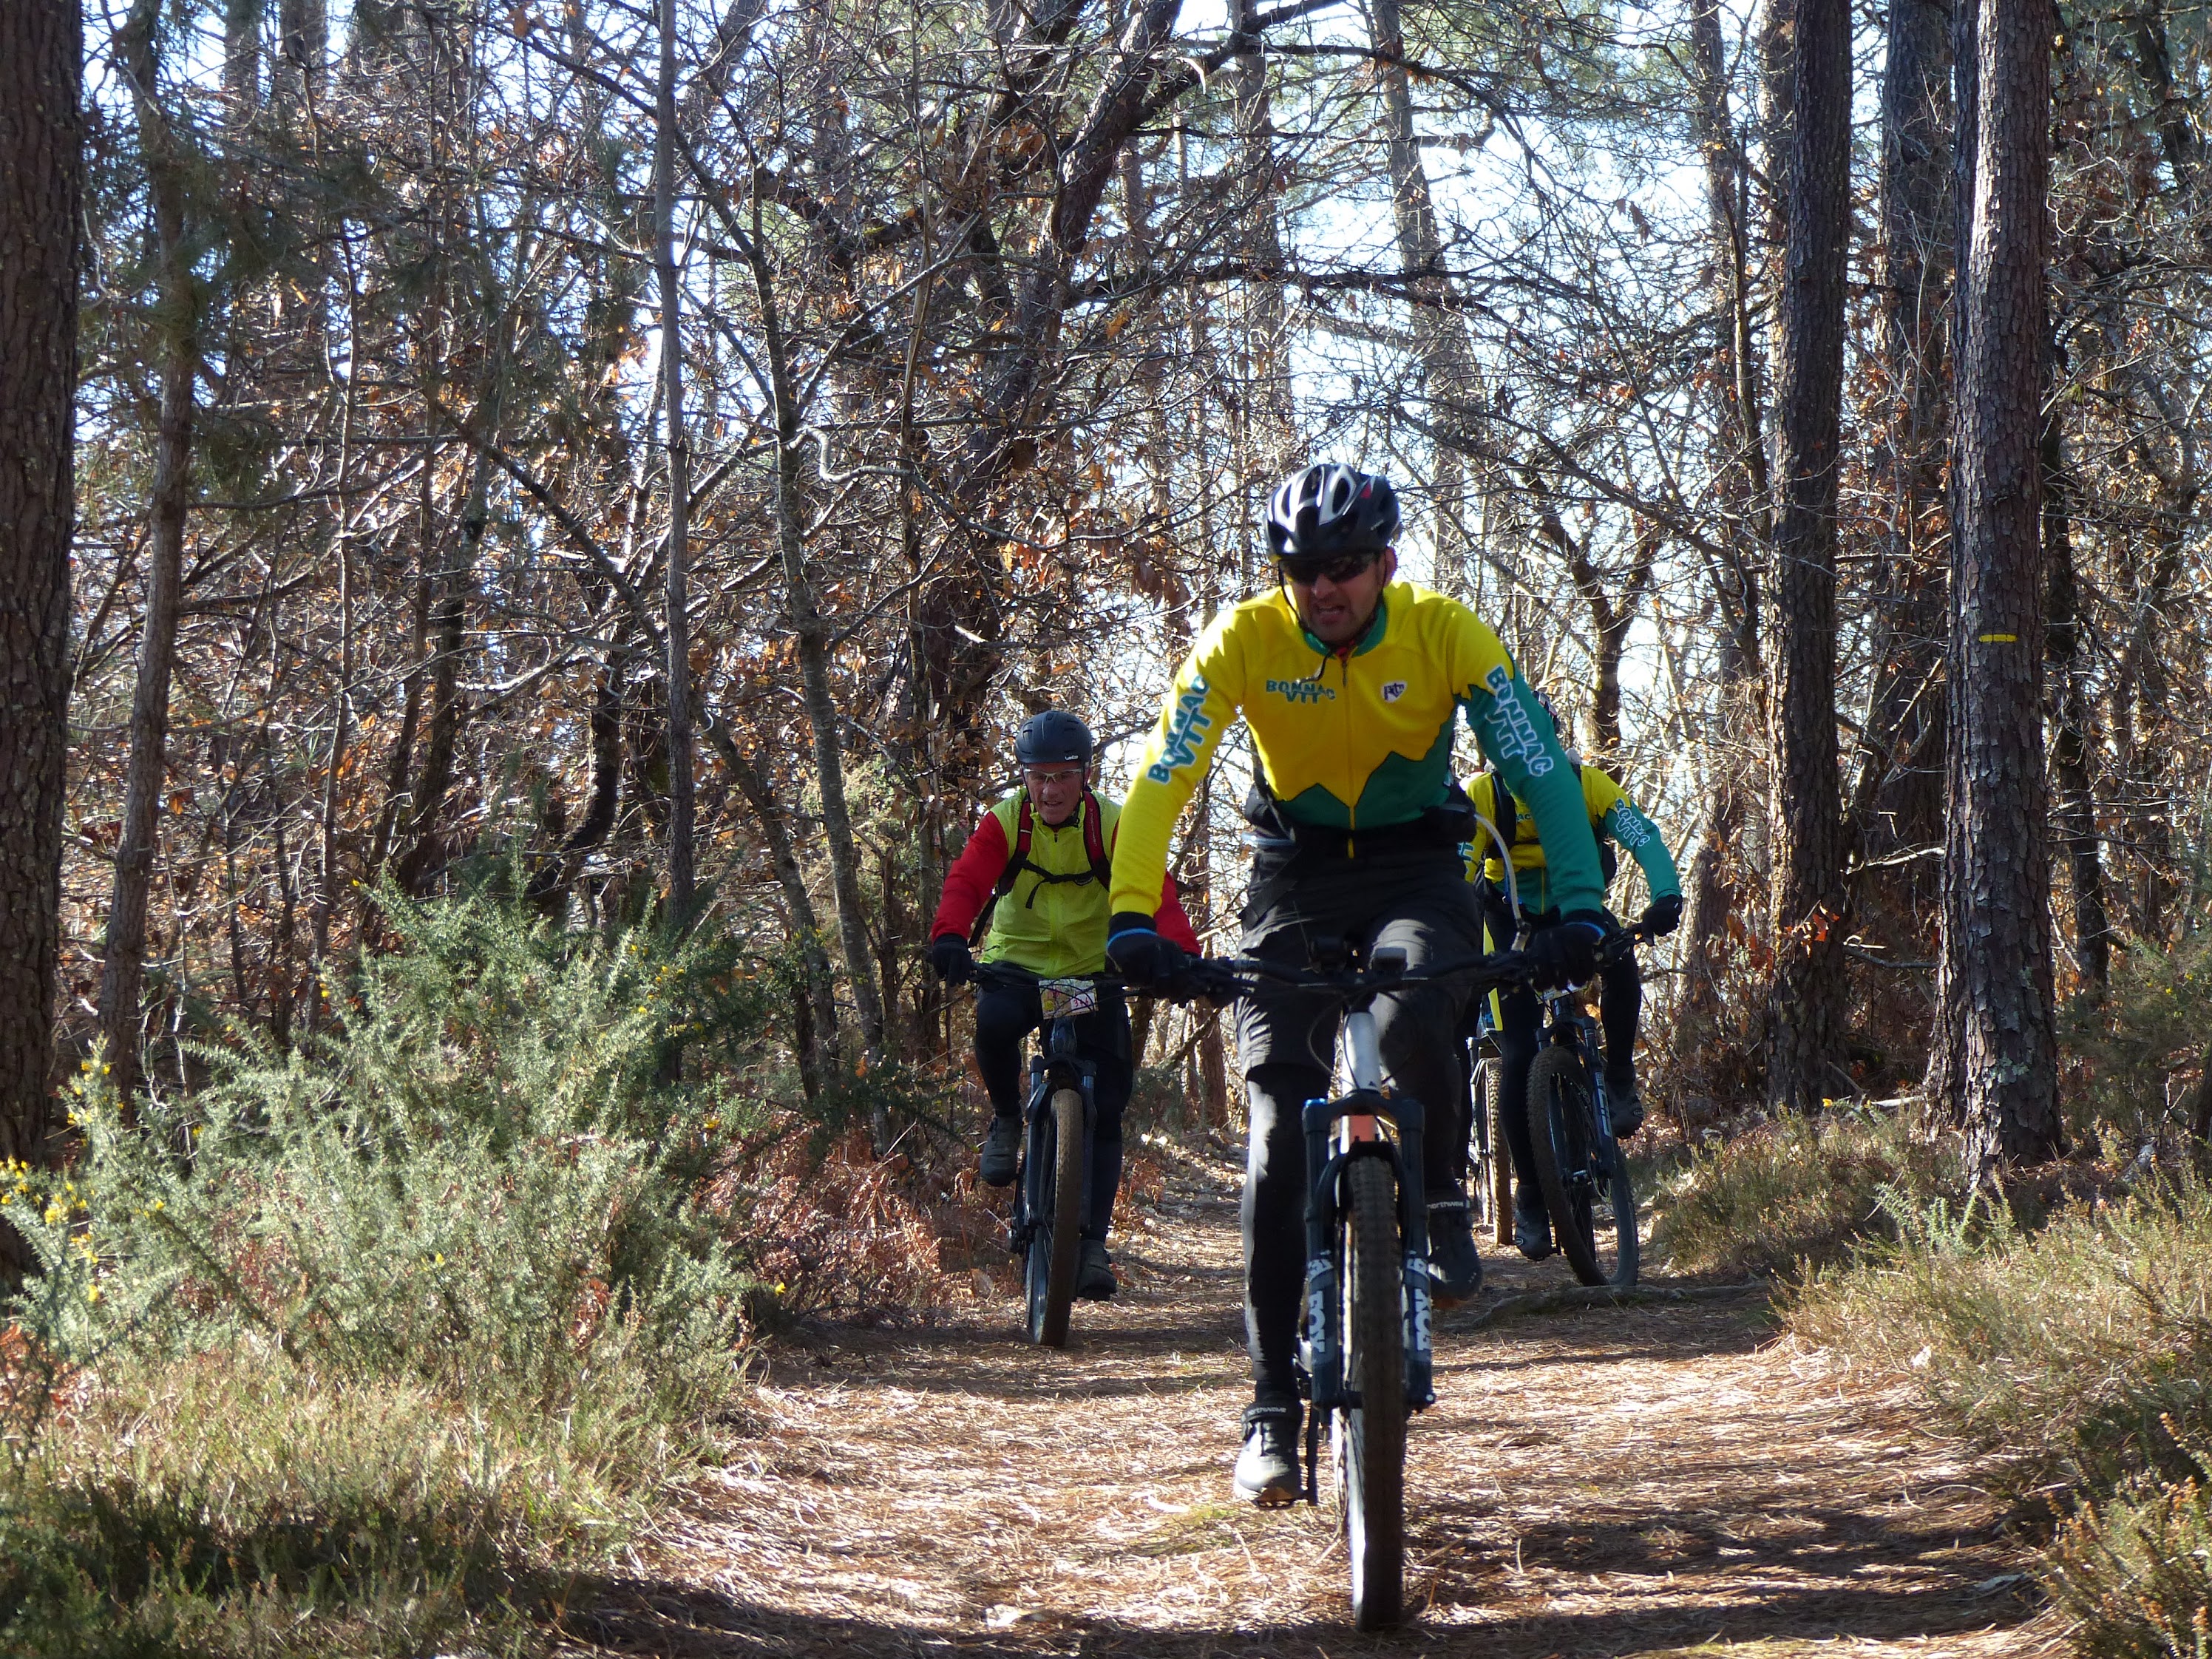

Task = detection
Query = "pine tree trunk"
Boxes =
[1232,0,1295,483]
[657,0,697,924]
[1683,0,1766,1045]
[1763,0,1851,1113]
[1941,0,2062,1170]
[1853,0,1950,904]
[740,204,890,1083]
[1369,0,1485,577]
[0,0,81,1252]
[103,0,202,1102]
[2043,418,2108,993]
[712,725,840,1098]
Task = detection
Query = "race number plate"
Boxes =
[1039,979,1099,1020]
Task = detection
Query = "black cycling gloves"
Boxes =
[1527,910,1609,988]
[1105,912,1189,991]
[929,934,976,985]
[1641,894,1683,937]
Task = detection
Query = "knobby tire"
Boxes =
[1526,1046,1638,1289]
[1029,1087,1086,1348]
[1336,1154,1405,1629]
[1478,1054,1513,1248]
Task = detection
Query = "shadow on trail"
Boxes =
[563,1567,2038,1658]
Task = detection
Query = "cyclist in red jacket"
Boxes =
[929,710,1202,1299]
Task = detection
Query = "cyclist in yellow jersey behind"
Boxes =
[1103,462,1614,1507]
[1462,689,1682,1259]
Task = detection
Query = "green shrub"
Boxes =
[1788,1175,2212,1505]
[1649,1102,1963,1277]
[2047,1456,2212,1659]
[2063,933,2212,1156]
[0,882,777,1655]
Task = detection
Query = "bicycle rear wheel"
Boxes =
[1477,1054,1513,1247]
[1334,1154,1405,1629]
[1025,1087,1086,1347]
[1526,1047,1638,1288]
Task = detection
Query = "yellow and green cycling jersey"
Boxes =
[1465,766,1681,917]
[1109,580,1607,919]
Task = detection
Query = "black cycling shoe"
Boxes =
[1232,1402,1303,1507]
[978,1115,1020,1187]
[1077,1239,1117,1300]
[1428,1195,1482,1306]
[1514,1197,1554,1261]
[1607,1076,1645,1138]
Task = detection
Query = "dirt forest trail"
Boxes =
[569,1146,2047,1658]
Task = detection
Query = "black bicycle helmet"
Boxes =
[1264,463,1402,561]
[1015,709,1094,769]
[1528,686,1578,758]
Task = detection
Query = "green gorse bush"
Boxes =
[1789,1173,2212,1654]
[1649,1100,1963,1278]
[1,882,775,1655]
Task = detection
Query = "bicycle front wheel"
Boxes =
[1334,1154,1405,1629]
[1477,1054,1513,1248]
[1526,1047,1638,1288]
[1025,1087,1086,1347]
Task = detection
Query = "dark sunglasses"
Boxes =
[1277,549,1380,586]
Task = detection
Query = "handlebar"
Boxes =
[970,962,1128,994]
[1182,949,1532,1005]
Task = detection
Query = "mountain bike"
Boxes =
[1523,921,1650,1289]
[972,963,1120,1348]
[1192,938,1527,1630]
[1466,1011,1513,1248]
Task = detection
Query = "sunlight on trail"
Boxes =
[571,1147,2044,1658]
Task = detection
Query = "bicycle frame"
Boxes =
[1009,977,1103,1255]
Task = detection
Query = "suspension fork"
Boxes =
[1301,1000,1436,1415]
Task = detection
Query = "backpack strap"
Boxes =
[1081,790,1112,889]
[1011,790,1113,908]
[966,796,1036,946]
[971,792,1113,939]
[991,793,1037,900]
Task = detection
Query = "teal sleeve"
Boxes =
[1461,666,1607,917]
[1602,798,1680,900]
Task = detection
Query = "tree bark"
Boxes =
[1853,0,1950,895]
[2043,413,2108,993]
[1762,0,1850,1113]
[657,0,698,924]
[1682,0,1766,1038]
[710,721,839,1099]
[739,196,890,1080]
[0,0,81,1250]
[1369,0,1485,576]
[1232,0,1295,487]
[1939,0,2062,1170]
[103,0,203,1102]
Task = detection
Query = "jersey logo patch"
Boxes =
[1264,677,1337,705]
[1147,675,1215,782]
[1381,679,1408,702]
[1606,802,1654,849]
[1480,666,1555,778]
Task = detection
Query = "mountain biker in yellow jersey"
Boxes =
[1462,691,1682,1259]
[927,710,1202,1301]
[1102,463,1612,1506]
